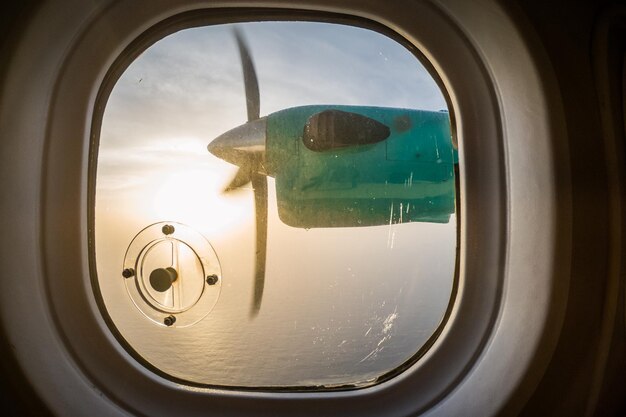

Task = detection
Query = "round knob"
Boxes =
[149,267,178,292]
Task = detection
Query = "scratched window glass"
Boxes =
[94,21,458,389]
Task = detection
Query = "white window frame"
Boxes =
[0,0,570,415]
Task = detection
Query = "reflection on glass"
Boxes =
[94,21,457,389]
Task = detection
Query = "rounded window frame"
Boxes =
[90,11,462,392]
[0,0,570,416]
[53,4,505,410]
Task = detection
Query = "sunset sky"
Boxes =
[94,21,456,388]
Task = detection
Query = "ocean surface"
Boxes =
[96,184,456,388]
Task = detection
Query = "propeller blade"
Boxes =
[224,166,252,192]
[230,27,268,317]
[233,27,260,122]
[250,172,268,317]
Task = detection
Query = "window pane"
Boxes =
[94,21,457,389]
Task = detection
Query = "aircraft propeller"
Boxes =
[211,27,268,318]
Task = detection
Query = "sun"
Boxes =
[150,163,253,237]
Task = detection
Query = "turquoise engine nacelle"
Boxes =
[265,105,457,228]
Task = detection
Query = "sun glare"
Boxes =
[150,163,253,237]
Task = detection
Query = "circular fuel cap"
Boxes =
[122,221,221,327]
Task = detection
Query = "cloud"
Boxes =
[97,20,451,202]
[240,22,446,113]
[101,21,446,147]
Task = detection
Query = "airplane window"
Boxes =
[94,21,458,389]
